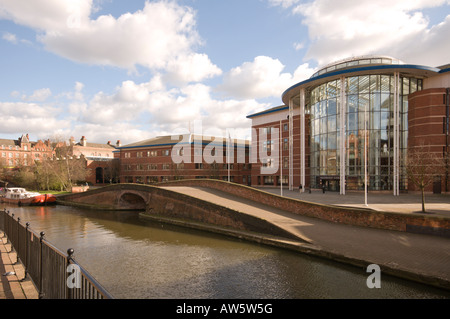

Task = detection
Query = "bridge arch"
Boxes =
[118,192,147,210]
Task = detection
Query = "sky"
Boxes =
[0,0,449,145]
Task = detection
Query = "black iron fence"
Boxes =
[0,208,113,299]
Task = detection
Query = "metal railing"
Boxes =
[0,208,114,299]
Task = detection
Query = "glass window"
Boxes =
[359,76,370,93]
[381,93,390,110]
[320,117,327,134]
[402,78,409,95]
[328,115,337,132]
[370,75,380,93]
[347,95,358,113]
[347,77,358,94]
[371,93,381,112]
[328,133,337,150]
[328,98,337,115]
[348,113,358,132]
[381,75,390,93]
[359,94,369,112]
[372,112,381,130]
[327,81,338,98]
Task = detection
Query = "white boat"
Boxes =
[1,187,56,206]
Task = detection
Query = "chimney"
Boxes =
[107,141,111,145]
[70,136,75,145]
[80,136,87,147]
[116,140,121,147]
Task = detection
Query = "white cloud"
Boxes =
[65,77,264,143]
[218,56,315,99]
[164,53,222,85]
[274,0,450,67]
[0,101,69,138]
[0,0,221,82]
[2,31,16,43]
[22,88,52,102]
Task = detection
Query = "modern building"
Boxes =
[248,55,450,194]
[117,134,252,185]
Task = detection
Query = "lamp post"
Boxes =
[364,102,368,207]
[280,119,283,197]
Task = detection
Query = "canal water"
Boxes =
[2,204,449,299]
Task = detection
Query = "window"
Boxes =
[283,123,288,132]
[137,152,143,158]
[163,149,170,156]
[283,157,289,169]
[263,176,274,185]
[162,163,171,170]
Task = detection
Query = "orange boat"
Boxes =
[0,188,56,206]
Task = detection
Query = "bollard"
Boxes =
[39,231,45,299]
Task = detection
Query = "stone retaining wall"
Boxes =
[158,179,450,236]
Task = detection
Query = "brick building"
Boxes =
[117,134,251,185]
[0,134,54,168]
[247,105,309,189]
[67,136,119,185]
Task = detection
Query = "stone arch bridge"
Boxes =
[57,182,304,241]
[57,179,449,243]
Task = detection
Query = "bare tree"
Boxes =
[406,144,445,213]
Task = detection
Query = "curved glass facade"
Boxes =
[309,75,423,191]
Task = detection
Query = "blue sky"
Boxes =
[0,0,449,145]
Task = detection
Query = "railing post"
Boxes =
[22,222,30,281]
[67,248,74,299]
[15,217,20,265]
[39,231,45,299]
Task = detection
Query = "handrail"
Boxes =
[0,208,114,299]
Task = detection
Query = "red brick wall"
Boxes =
[408,88,448,192]
[160,179,450,234]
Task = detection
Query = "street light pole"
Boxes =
[280,119,283,197]
[364,102,368,207]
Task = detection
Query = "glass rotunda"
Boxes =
[281,55,439,194]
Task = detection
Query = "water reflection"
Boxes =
[2,204,449,299]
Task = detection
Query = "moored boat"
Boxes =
[0,187,56,206]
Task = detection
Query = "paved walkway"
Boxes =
[161,186,450,290]
[260,187,450,218]
[0,231,38,299]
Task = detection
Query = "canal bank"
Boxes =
[139,186,450,292]
[1,204,449,299]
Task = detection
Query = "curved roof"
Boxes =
[310,55,405,79]
[282,61,441,105]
